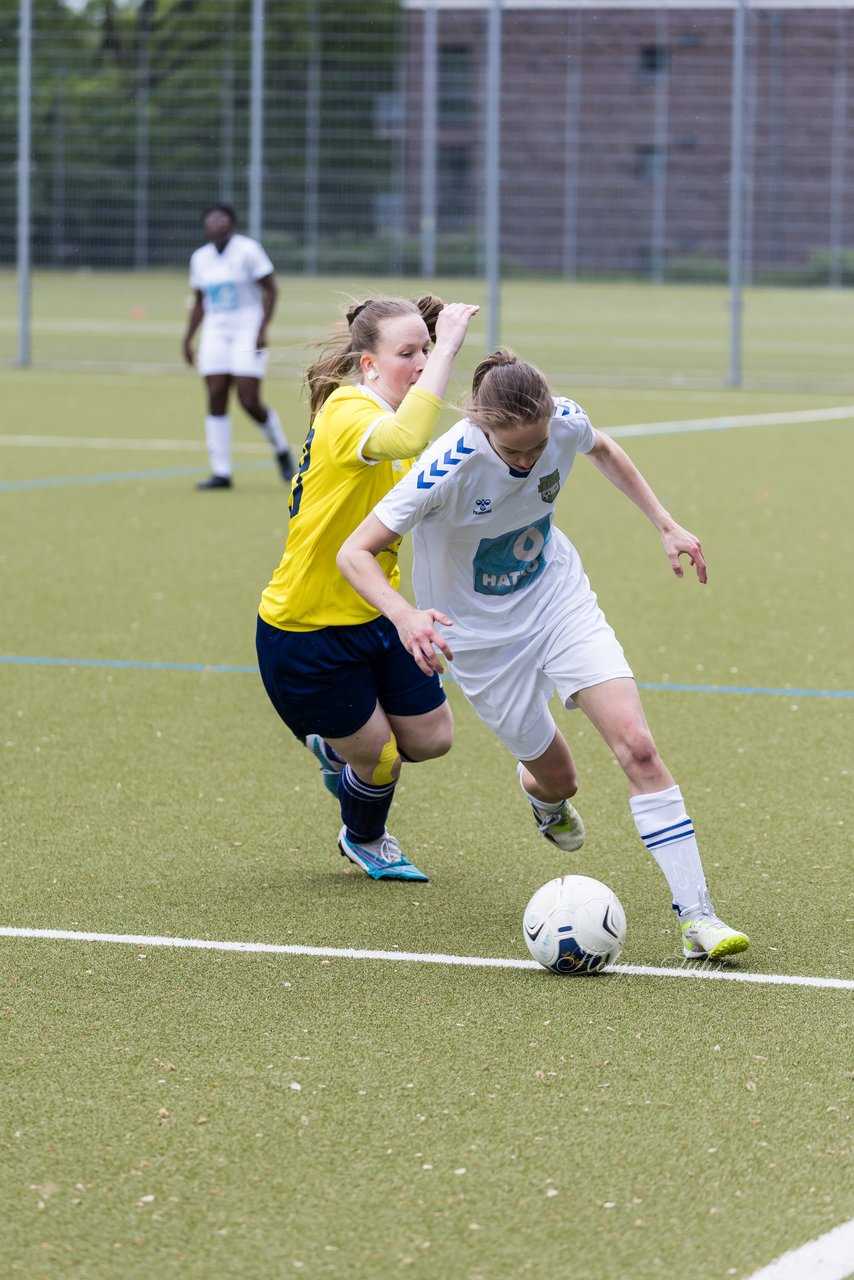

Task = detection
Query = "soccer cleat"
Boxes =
[196,474,232,490]
[277,448,295,482]
[517,763,585,852]
[678,905,750,960]
[304,733,345,797]
[337,826,429,882]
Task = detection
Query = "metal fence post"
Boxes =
[17,0,32,368]
[420,0,438,279]
[829,7,849,288]
[728,0,747,389]
[484,0,502,353]
[248,0,265,241]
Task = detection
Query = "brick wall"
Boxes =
[403,6,853,278]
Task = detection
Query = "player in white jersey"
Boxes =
[183,203,294,490]
[338,350,749,962]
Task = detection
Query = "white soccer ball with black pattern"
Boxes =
[523,874,626,974]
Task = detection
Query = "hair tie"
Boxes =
[350,302,369,325]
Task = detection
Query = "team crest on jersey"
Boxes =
[538,469,560,504]
[473,497,492,515]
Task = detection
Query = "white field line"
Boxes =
[1,927,852,989]
[0,434,268,454]
[744,1217,854,1280]
[1,404,853,455]
[0,317,313,338]
[608,404,854,438]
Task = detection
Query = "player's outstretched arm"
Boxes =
[585,429,707,583]
[337,515,454,675]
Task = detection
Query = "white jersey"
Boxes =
[374,397,597,653]
[189,234,274,332]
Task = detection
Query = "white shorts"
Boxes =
[198,323,268,379]
[448,587,633,761]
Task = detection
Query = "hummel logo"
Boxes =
[473,497,492,515]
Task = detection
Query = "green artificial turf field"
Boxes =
[1,273,852,1279]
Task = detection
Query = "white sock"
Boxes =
[259,407,287,452]
[630,784,710,918]
[204,414,232,478]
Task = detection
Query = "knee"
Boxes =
[614,726,660,777]
[397,718,454,763]
[401,729,453,763]
[423,726,454,761]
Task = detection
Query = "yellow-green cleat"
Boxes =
[517,764,585,852]
[679,910,749,960]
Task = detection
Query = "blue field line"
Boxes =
[0,655,257,674]
[637,680,854,700]
[0,460,273,492]
[1,654,852,699]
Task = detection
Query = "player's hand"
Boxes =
[661,523,707,584]
[256,326,268,352]
[397,609,454,676]
[182,339,195,368]
[433,303,480,357]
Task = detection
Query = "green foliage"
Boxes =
[664,253,729,284]
[263,227,483,276]
[756,246,854,287]
[1,0,404,267]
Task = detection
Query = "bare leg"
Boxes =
[518,726,578,803]
[235,376,292,479]
[571,677,674,795]
[388,701,454,763]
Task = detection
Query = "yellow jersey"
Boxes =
[259,384,440,631]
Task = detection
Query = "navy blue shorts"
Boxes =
[256,613,446,742]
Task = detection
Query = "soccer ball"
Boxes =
[523,874,626,975]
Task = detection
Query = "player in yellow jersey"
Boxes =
[256,294,479,881]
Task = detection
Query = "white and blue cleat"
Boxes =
[337,827,429,882]
[305,733,345,797]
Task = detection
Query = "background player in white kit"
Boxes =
[183,203,294,490]
[337,349,749,962]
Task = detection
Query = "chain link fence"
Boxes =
[2,1,853,374]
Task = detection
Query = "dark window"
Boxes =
[637,145,667,181]
[439,46,471,124]
[374,92,404,136]
[639,45,669,76]
[438,146,471,229]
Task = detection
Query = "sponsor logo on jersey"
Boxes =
[473,497,492,515]
[538,469,560,504]
[473,515,552,596]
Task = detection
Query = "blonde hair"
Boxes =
[465,348,553,435]
[304,294,444,422]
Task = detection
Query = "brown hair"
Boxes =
[466,348,554,435]
[304,294,444,422]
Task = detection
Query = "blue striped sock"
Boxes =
[339,764,396,843]
[630,784,709,917]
